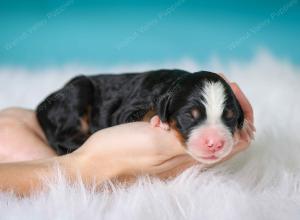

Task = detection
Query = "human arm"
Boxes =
[0,153,122,197]
[0,122,194,196]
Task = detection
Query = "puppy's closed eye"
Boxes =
[191,108,201,120]
[224,108,235,120]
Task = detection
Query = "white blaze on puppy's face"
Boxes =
[186,81,234,164]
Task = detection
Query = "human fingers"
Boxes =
[239,128,251,144]
[230,83,254,123]
[243,119,255,140]
[247,120,256,132]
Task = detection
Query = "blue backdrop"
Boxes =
[0,0,299,67]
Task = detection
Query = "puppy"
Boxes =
[36,69,244,164]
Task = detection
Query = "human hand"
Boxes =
[71,122,197,183]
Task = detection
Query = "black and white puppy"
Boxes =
[36,69,244,164]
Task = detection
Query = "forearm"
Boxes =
[0,157,60,196]
[0,153,121,196]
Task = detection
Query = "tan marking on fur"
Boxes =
[142,109,156,122]
[80,105,91,134]
[169,120,186,146]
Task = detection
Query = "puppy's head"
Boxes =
[157,71,244,164]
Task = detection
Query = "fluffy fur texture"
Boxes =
[0,50,300,219]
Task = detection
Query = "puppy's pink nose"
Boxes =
[205,139,224,152]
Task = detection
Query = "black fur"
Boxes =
[36,69,243,155]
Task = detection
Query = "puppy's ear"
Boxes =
[157,93,172,122]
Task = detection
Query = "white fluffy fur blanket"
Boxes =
[0,51,300,220]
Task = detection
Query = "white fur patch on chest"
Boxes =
[201,81,226,124]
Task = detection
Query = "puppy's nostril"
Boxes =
[206,139,214,148]
[216,141,224,150]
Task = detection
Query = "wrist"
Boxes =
[55,154,80,182]
[60,150,129,185]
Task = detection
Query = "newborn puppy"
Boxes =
[36,70,244,164]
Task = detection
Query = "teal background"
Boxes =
[0,0,299,67]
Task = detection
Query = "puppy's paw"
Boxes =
[150,115,161,128]
[150,115,170,130]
